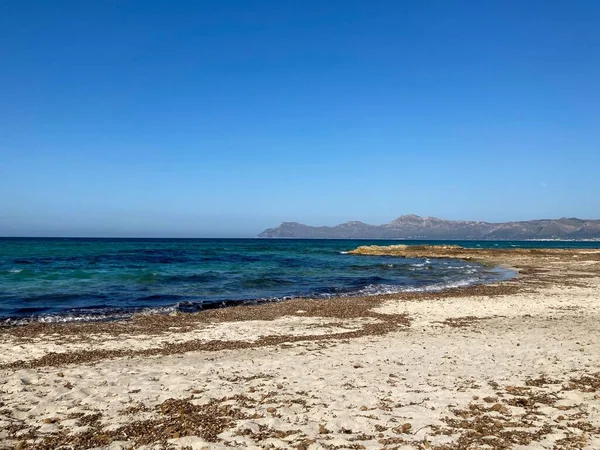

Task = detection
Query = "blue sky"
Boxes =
[1,1,599,237]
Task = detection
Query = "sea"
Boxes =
[1,238,599,325]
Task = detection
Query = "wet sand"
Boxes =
[1,246,600,449]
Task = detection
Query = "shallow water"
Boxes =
[3,237,595,325]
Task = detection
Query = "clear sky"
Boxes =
[1,1,599,237]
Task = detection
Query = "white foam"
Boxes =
[353,277,479,296]
[2,312,132,327]
[135,304,179,316]
[36,313,128,323]
[8,269,23,273]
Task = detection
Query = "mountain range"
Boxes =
[258,215,600,240]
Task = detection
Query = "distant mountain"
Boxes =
[257,215,600,240]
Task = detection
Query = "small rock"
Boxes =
[505,385,528,394]
[319,424,330,434]
[360,406,368,411]
[392,423,412,434]
[266,407,277,413]
[491,403,509,414]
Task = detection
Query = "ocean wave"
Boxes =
[354,277,479,296]
[349,263,401,271]
[2,311,133,326]
[1,301,201,326]
[164,272,222,283]
[241,277,295,288]
[411,258,432,268]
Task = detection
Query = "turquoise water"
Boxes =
[1,238,597,325]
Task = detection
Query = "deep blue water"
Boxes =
[1,238,598,325]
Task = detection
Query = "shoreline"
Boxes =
[1,246,600,449]
[0,243,512,328]
[0,257,514,330]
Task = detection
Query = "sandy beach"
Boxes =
[1,246,600,449]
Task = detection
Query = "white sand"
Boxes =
[1,258,599,449]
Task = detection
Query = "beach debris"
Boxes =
[490,403,509,414]
[318,424,330,434]
[392,423,412,434]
